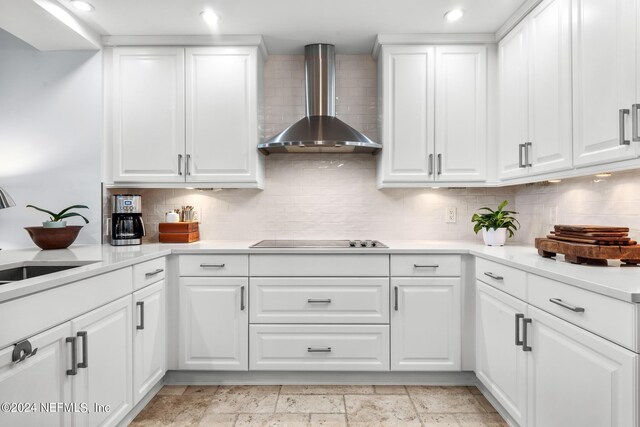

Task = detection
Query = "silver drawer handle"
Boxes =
[484,272,504,281]
[308,299,332,303]
[145,268,164,277]
[200,263,225,268]
[549,298,585,313]
[307,347,332,353]
[414,264,439,268]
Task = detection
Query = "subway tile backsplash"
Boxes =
[105,55,640,246]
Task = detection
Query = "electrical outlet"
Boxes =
[446,207,457,223]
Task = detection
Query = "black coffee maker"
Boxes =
[111,194,145,246]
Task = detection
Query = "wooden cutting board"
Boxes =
[535,237,640,265]
[547,235,635,246]
[554,225,630,233]
[551,230,629,238]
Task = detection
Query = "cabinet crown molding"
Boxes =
[101,35,268,58]
[372,34,496,58]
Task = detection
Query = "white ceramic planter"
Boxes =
[482,227,507,246]
[42,221,67,229]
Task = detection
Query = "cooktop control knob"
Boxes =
[349,241,356,247]
[371,241,377,247]
[360,241,367,247]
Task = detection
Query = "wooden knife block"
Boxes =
[159,222,199,243]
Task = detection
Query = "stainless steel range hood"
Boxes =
[258,44,382,155]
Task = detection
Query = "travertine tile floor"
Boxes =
[130,385,507,426]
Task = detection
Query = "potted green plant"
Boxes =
[24,204,90,250]
[26,204,89,228]
[471,200,520,246]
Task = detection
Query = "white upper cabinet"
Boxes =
[499,0,573,180]
[111,44,265,187]
[377,44,487,186]
[377,45,435,185]
[572,0,638,166]
[185,47,264,185]
[435,46,487,182]
[112,47,185,183]
[528,0,573,175]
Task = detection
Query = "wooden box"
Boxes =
[159,222,200,243]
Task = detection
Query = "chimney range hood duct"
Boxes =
[258,44,382,155]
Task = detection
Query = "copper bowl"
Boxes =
[24,226,83,250]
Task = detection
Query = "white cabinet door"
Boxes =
[528,0,573,176]
[572,0,638,166]
[71,296,133,427]
[498,21,530,180]
[132,281,166,405]
[0,323,72,427]
[391,278,461,371]
[112,47,185,182]
[434,46,487,182]
[378,46,435,185]
[186,47,263,186]
[179,277,248,370]
[476,282,528,426]
[526,306,639,427]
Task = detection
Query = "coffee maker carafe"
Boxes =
[111,194,145,246]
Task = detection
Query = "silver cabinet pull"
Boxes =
[549,298,585,313]
[484,272,504,281]
[77,331,88,369]
[525,142,532,167]
[518,143,526,168]
[414,264,439,268]
[428,154,434,175]
[308,299,331,304]
[522,318,532,352]
[240,286,246,311]
[145,268,164,277]
[136,301,145,330]
[200,263,225,268]
[394,286,399,311]
[437,153,442,175]
[178,154,183,175]
[186,154,192,176]
[620,109,630,145]
[66,337,77,376]
[515,313,524,346]
[307,347,332,353]
[633,104,640,141]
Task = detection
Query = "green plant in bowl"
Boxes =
[26,204,90,228]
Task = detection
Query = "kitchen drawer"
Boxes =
[179,255,248,277]
[133,257,166,290]
[250,255,389,277]
[390,255,461,277]
[249,324,390,371]
[250,278,389,324]
[475,257,526,301]
[0,268,133,350]
[528,274,639,352]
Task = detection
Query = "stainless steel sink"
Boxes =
[0,263,96,285]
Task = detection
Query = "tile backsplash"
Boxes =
[105,54,640,246]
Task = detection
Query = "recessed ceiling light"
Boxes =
[595,172,612,178]
[444,9,464,22]
[200,9,219,25]
[70,1,94,12]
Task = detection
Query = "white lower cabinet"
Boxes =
[527,306,638,427]
[71,295,133,427]
[249,325,389,371]
[0,323,72,427]
[391,278,461,371]
[132,281,166,405]
[179,277,248,370]
[477,271,639,427]
[476,282,528,426]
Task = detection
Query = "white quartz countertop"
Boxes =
[1,240,639,303]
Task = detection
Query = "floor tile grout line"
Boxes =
[405,388,428,426]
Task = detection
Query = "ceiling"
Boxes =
[56,0,528,54]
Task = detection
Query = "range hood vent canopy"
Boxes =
[258,44,381,155]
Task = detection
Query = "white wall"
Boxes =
[0,29,102,249]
